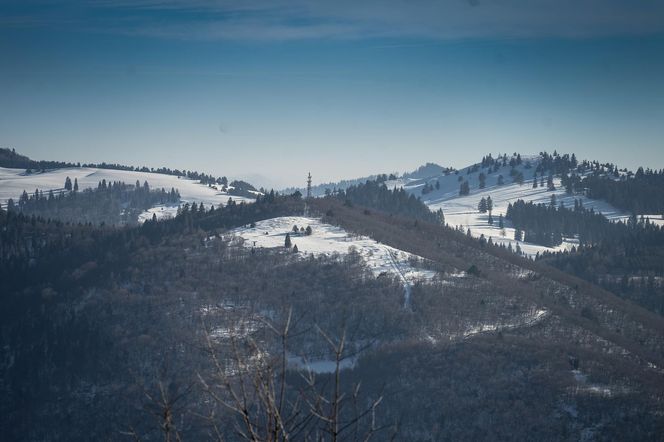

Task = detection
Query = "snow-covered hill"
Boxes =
[0,166,254,220]
[228,216,441,308]
[386,155,634,257]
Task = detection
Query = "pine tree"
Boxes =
[64,176,72,191]
[512,171,524,185]
[514,229,523,241]
[292,244,299,253]
[73,178,79,192]
[285,233,292,248]
[459,181,470,196]
[436,208,445,224]
[498,214,504,228]
[478,197,488,213]
[305,225,313,236]
[479,172,486,189]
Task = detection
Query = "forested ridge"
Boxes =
[2,151,664,440]
[0,147,258,195]
[3,187,663,439]
[5,179,181,226]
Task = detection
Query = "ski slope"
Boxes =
[385,155,633,257]
[229,216,438,305]
[0,166,253,220]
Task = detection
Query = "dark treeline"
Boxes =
[579,168,664,214]
[6,180,180,226]
[0,191,301,293]
[507,198,664,249]
[142,191,304,237]
[530,150,664,214]
[334,180,444,223]
[517,202,664,314]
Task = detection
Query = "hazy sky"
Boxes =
[2,1,664,188]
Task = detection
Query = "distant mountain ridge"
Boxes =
[0,147,259,199]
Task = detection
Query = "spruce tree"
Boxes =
[514,229,523,241]
[478,197,488,213]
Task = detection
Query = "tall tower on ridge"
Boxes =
[306,172,312,198]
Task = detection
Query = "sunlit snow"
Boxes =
[230,216,438,307]
[385,156,637,257]
[0,166,253,218]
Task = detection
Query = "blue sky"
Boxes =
[1,1,664,188]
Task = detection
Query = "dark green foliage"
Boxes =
[334,180,440,223]
[507,199,664,249]
[6,180,180,226]
[581,168,664,214]
[459,180,470,195]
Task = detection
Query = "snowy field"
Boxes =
[0,166,253,220]
[229,216,438,307]
[385,156,638,257]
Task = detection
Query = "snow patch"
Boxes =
[230,216,438,307]
[0,166,253,216]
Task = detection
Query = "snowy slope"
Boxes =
[228,216,439,307]
[386,155,632,257]
[0,166,253,220]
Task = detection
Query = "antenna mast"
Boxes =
[306,172,312,198]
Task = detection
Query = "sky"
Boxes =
[1,1,664,188]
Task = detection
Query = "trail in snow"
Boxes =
[462,308,549,339]
[386,248,413,309]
